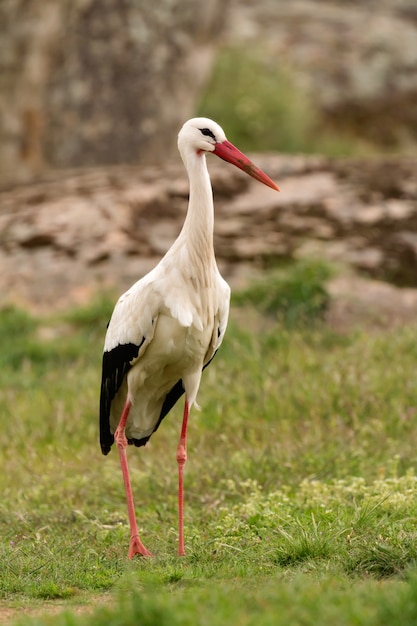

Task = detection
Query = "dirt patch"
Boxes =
[326,274,417,333]
[0,594,111,625]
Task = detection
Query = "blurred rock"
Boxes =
[0,154,416,312]
[0,0,227,185]
[228,0,417,149]
[2,0,416,188]
[327,273,417,332]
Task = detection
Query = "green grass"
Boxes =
[233,258,333,324]
[2,262,417,624]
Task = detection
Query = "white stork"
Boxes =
[99,117,279,558]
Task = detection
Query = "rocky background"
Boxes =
[0,0,228,184]
[0,0,416,324]
[228,0,417,150]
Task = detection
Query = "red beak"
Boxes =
[213,140,280,192]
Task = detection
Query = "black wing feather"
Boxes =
[100,335,219,454]
[130,378,186,448]
[129,350,218,448]
[99,340,144,455]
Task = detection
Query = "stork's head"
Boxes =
[178,117,280,192]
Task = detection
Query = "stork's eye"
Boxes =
[200,128,216,140]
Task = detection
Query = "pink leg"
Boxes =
[114,399,152,558]
[176,399,190,556]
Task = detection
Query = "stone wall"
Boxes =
[227,0,417,148]
[0,154,416,312]
[1,0,416,186]
[0,0,226,185]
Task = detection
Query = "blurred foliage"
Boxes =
[198,47,373,156]
[62,293,116,329]
[233,258,333,325]
[0,306,39,370]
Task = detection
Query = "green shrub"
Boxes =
[233,259,332,325]
[198,47,367,156]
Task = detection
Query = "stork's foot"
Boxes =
[128,534,153,558]
[114,426,128,450]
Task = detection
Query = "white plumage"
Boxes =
[99,117,279,558]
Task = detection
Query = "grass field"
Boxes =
[1,262,417,625]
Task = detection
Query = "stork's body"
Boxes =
[99,118,279,558]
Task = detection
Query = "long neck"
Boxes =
[179,150,215,255]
